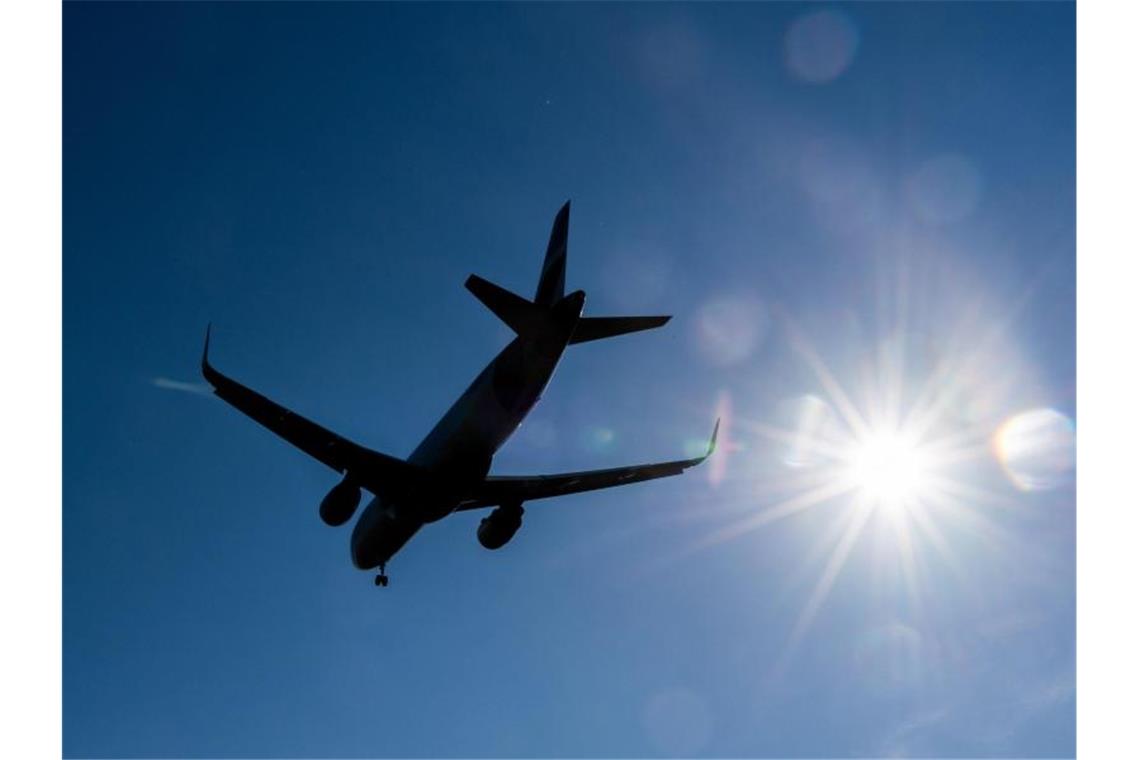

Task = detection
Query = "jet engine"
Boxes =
[319,478,362,526]
[477,503,524,550]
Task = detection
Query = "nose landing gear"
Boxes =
[374,564,389,587]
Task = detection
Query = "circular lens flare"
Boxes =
[994,408,1075,490]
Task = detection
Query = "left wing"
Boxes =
[200,326,423,499]
[454,419,719,511]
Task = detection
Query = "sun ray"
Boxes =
[898,262,1053,442]
[742,419,851,463]
[684,272,1040,667]
[905,500,967,582]
[781,316,871,440]
[690,478,856,554]
[780,496,871,606]
[921,487,1013,557]
[887,506,923,613]
[786,498,876,652]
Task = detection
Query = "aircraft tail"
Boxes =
[465,274,544,337]
[466,201,671,343]
[534,200,569,307]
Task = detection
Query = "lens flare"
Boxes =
[784,9,860,84]
[582,426,615,452]
[693,295,768,366]
[994,408,1075,490]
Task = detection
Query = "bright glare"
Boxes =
[844,429,931,513]
[686,305,1017,667]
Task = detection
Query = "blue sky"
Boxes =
[64,3,1074,757]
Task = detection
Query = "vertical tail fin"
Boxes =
[467,201,672,344]
[534,201,569,307]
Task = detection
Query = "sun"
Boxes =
[843,428,933,514]
[680,308,1012,665]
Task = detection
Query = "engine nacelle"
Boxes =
[319,479,362,526]
[477,503,524,550]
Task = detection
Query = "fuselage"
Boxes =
[349,290,586,570]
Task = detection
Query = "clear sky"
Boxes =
[64,3,1074,757]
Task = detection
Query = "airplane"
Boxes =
[201,201,718,586]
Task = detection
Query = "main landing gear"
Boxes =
[374,564,389,587]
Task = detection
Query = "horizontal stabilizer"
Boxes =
[568,315,671,345]
[465,274,544,337]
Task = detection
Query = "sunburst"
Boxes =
[685,310,1011,665]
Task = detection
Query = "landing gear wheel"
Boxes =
[374,564,389,587]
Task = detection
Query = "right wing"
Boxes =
[454,419,719,511]
[200,326,421,498]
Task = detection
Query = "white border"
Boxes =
[0,0,61,758]
[2,0,1134,757]
[1078,0,1140,758]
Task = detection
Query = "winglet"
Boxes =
[706,417,721,459]
[201,323,215,380]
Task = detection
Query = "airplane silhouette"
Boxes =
[202,201,717,586]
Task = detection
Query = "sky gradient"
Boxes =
[64,3,1075,757]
